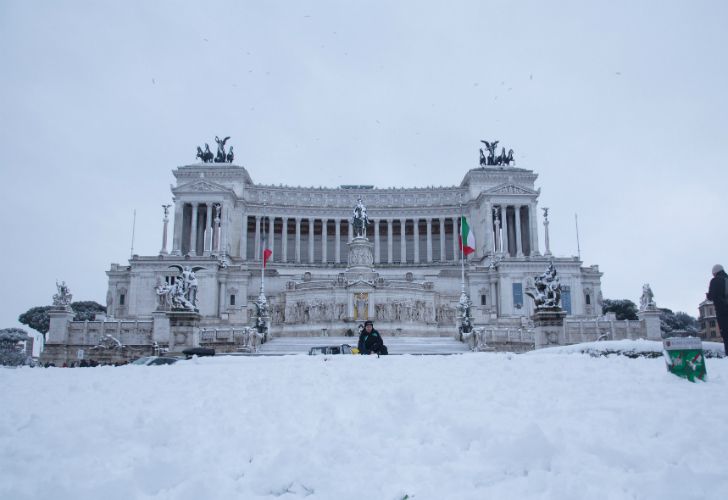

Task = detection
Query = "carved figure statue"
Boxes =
[215,136,231,163]
[479,148,487,167]
[457,291,473,337]
[640,283,656,311]
[525,262,562,309]
[157,265,205,311]
[352,198,370,238]
[226,146,234,163]
[53,281,73,307]
[480,140,499,165]
[253,292,269,340]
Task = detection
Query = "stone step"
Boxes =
[257,336,470,355]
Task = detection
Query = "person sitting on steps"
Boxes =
[358,320,388,355]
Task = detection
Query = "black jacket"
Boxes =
[358,329,384,354]
[708,270,728,316]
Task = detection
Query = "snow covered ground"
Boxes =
[3,347,728,499]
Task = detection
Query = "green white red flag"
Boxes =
[459,216,476,256]
[262,228,272,267]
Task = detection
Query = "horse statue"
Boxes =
[480,140,499,165]
[196,144,214,163]
[496,147,515,166]
[226,146,234,163]
[352,198,370,238]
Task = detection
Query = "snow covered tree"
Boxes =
[659,308,699,335]
[0,327,30,366]
[18,301,106,337]
[602,299,639,320]
[18,306,51,336]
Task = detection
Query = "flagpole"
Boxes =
[459,204,465,294]
[260,215,266,297]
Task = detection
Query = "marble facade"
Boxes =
[105,162,604,338]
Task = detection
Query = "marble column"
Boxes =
[335,219,341,264]
[239,213,248,259]
[269,216,275,262]
[426,218,432,263]
[452,217,459,262]
[400,218,407,263]
[387,219,394,264]
[501,206,509,256]
[321,218,327,263]
[514,205,523,257]
[308,218,315,263]
[254,215,261,261]
[215,204,224,254]
[160,205,170,256]
[413,218,420,263]
[295,217,301,263]
[204,203,213,255]
[374,219,380,264]
[281,217,288,262]
[172,202,183,255]
[439,218,446,261]
[190,203,199,256]
[529,204,540,256]
[218,278,227,316]
[348,221,353,242]
[485,202,493,255]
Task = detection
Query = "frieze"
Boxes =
[244,186,466,208]
[172,179,235,194]
[486,184,538,195]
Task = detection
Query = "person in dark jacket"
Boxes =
[358,320,386,355]
[707,264,728,353]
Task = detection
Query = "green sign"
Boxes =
[663,337,706,382]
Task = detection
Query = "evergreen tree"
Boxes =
[18,301,106,337]
[0,327,30,366]
[602,299,639,320]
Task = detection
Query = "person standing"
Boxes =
[358,320,386,355]
[707,264,728,354]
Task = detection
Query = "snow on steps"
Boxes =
[256,335,471,355]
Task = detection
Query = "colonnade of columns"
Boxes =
[490,204,538,257]
[242,216,464,264]
[178,202,223,256]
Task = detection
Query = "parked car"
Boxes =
[308,344,354,355]
[130,356,180,366]
[182,347,216,359]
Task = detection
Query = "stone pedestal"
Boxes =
[152,311,171,345]
[639,308,662,341]
[532,308,567,349]
[167,311,201,352]
[47,307,74,344]
[347,236,374,270]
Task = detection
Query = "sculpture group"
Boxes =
[53,281,73,308]
[526,262,562,309]
[196,136,234,163]
[479,140,515,167]
[156,265,205,312]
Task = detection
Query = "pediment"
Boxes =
[485,183,537,196]
[172,180,233,194]
[346,279,376,289]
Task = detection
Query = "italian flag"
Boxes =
[459,216,476,256]
[261,229,272,268]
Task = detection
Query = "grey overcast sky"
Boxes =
[1,1,727,333]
